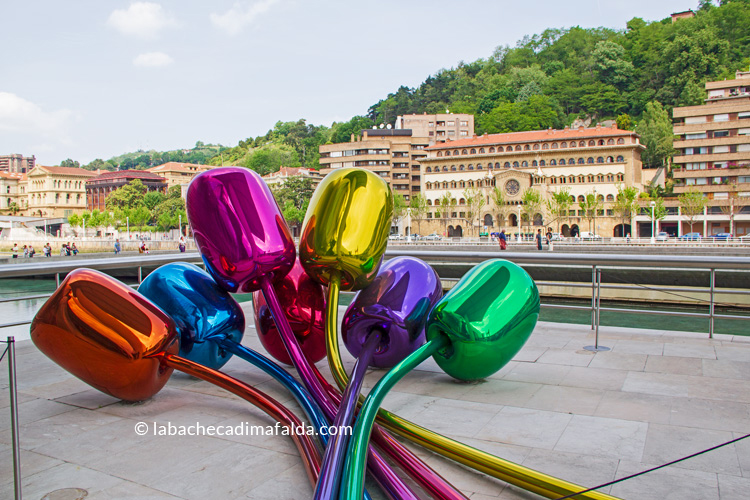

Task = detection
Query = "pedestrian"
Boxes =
[12,243,18,258]
[65,243,72,256]
[71,243,78,256]
[23,245,28,258]
[29,244,35,257]
[178,236,186,253]
[44,243,51,257]
[626,232,631,243]
[114,238,121,255]
[536,229,543,250]
[60,244,66,256]
[498,229,507,250]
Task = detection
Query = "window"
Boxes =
[533,144,540,150]
[587,175,594,182]
[551,143,558,149]
[540,160,546,166]
[568,176,575,183]
[578,195,585,202]
[588,140,596,146]
[442,166,448,172]
[479,148,485,153]
[497,146,503,152]
[739,128,750,136]
[460,121,468,126]
[459,130,468,136]
[459,165,465,171]
[559,159,566,165]
[550,159,557,166]
[444,151,450,156]
[607,156,613,163]
[521,161,527,167]
[454,150,459,155]
[570,141,576,148]
[448,130,455,135]
[579,141,586,147]
[477,164,484,170]
[578,158,585,164]
[504,162,510,168]
[470,149,476,154]
[616,174,624,181]
[532,160,538,166]
[447,121,455,126]
[569,158,575,165]
[542,143,549,150]
[738,144,750,152]
[607,174,614,182]
[452,165,458,171]
[616,138,624,144]
[616,155,624,162]
[738,112,750,119]
[714,114,729,122]
[429,122,434,127]
[597,157,604,163]
[596,174,604,182]
[579,176,585,183]
[686,132,708,140]
[714,130,729,138]
[436,151,442,157]
[598,140,605,145]
[468,165,474,170]
[713,145,730,154]
[513,161,519,167]
[515,145,522,151]
[561,142,567,148]
[462,149,468,155]
[489,147,496,153]
[426,167,432,172]
[607,139,614,145]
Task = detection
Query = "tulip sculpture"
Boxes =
[301,168,620,500]
[341,259,540,498]
[314,256,444,500]
[30,268,322,488]
[187,167,460,500]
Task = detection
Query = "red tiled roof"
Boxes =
[0,172,24,180]
[32,165,96,176]
[426,126,636,150]
[87,170,166,182]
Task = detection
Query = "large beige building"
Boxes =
[262,166,324,189]
[419,124,647,237]
[395,113,474,144]
[669,69,750,237]
[26,166,95,217]
[319,129,429,203]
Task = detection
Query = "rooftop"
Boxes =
[3,305,749,499]
[147,162,210,174]
[87,170,166,183]
[29,166,96,177]
[426,125,636,150]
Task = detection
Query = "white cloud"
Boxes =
[133,52,174,67]
[210,0,279,36]
[107,2,177,40]
[0,92,76,136]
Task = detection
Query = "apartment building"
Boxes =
[262,166,324,189]
[395,113,474,145]
[419,124,646,237]
[319,129,429,203]
[0,172,25,212]
[26,166,95,217]
[147,162,215,189]
[0,154,35,174]
[671,69,750,236]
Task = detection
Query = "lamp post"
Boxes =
[126,216,129,240]
[178,214,182,240]
[517,205,522,242]
[405,208,411,242]
[650,200,656,244]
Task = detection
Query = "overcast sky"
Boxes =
[2,0,694,166]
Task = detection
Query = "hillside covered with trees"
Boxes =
[77,1,750,177]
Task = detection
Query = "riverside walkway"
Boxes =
[2,303,749,499]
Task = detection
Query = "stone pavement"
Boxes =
[1,304,750,499]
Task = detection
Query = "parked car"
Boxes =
[550,233,565,241]
[711,232,733,241]
[388,234,403,241]
[655,232,670,242]
[739,234,750,241]
[423,233,442,241]
[579,231,602,241]
[679,232,702,241]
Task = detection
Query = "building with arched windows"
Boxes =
[25,166,95,218]
[86,170,167,212]
[419,124,649,237]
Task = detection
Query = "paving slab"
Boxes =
[2,318,750,499]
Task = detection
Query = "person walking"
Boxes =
[178,236,186,253]
[12,243,18,259]
[536,229,543,251]
[114,238,121,255]
[498,230,507,250]
[44,243,51,257]
[23,245,28,258]
[28,244,35,257]
[546,228,553,251]
[71,243,78,256]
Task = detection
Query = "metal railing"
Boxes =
[2,251,750,338]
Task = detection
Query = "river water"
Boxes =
[2,278,748,342]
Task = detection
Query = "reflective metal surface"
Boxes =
[300,168,392,291]
[426,259,540,381]
[30,268,178,401]
[186,167,296,293]
[138,262,245,370]
[342,256,443,368]
[252,258,327,366]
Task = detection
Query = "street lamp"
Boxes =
[178,214,182,240]
[126,216,129,240]
[650,200,656,244]
[517,205,522,242]
[405,208,411,242]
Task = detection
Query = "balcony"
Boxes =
[673,152,750,163]
[673,165,750,178]
[674,135,750,148]
[673,180,750,194]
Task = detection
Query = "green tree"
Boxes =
[578,192,602,233]
[438,191,456,234]
[144,191,165,211]
[60,158,80,169]
[105,180,148,210]
[409,193,428,236]
[152,197,186,231]
[520,188,542,233]
[613,186,640,236]
[678,188,707,234]
[392,191,407,230]
[7,201,20,216]
[592,40,634,90]
[462,187,485,237]
[67,213,81,227]
[490,187,506,227]
[273,176,315,211]
[636,102,676,168]
[616,113,634,131]
[545,188,572,232]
